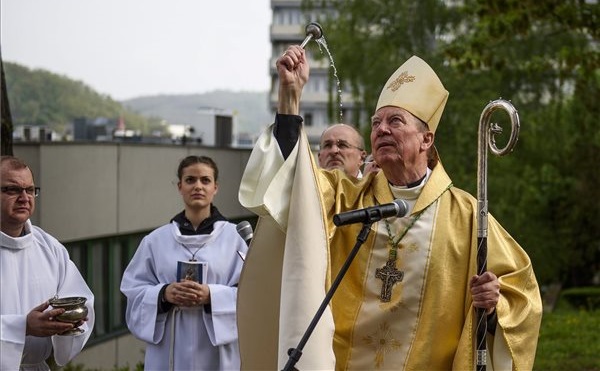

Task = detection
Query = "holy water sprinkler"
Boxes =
[300,22,323,48]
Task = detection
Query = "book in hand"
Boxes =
[177,260,208,283]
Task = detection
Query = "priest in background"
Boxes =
[317,123,366,178]
[1,156,95,370]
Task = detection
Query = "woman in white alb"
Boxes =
[121,155,247,370]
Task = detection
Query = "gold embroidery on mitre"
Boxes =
[386,71,416,92]
[362,321,402,369]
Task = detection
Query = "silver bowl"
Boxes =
[49,296,88,335]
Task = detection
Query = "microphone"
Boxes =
[236,220,253,246]
[333,199,409,226]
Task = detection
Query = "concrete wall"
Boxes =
[13,142,254,369]
[69,334,146,370]
[14,142,254,241]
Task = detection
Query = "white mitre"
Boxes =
[376,55,449,133]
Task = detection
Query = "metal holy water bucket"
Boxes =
[48,296,88,335]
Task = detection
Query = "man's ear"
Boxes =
[421,132,434,150]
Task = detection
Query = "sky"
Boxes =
[1,0,273,101]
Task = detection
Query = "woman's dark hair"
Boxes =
[177,155,219,182]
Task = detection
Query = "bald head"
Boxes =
[318,124,366,177]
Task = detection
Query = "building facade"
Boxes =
[269,0,361,145]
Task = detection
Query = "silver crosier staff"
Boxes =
[476,99,520,371]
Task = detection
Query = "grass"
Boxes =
[534,309,600,370]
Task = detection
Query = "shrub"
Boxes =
[557,286,600,311]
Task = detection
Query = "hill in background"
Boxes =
[122,91,272,136]
[4,62,160,135]
[4,61,272,137]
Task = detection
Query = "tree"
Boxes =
[307,0,456,127]
[1,54,14,155]
[444,0,599,287]
[3,62,165,138]
[304,0,599,287]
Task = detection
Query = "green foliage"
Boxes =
[307,0,457,124]
[535,309,600,370]
[3,62,164,136]
[304,0,600,287]
[444,1,600,286]
[557,287,600,312]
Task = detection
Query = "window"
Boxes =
[65,231,149,344]
[304,113,313,127]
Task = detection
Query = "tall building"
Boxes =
[269,0,361,145]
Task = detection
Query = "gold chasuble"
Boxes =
[238,125,542,370]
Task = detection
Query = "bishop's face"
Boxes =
[177,163,218,212]
[1,167,36,235]
[370,106,432,173]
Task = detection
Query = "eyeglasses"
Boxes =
[1,186,41,197]
[320,139,364,151]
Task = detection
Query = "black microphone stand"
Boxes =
[282,222,373,371]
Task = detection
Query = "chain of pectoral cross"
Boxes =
[376,184,452,302]
[376,210,424,302]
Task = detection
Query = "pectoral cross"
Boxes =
[375,260,404,302]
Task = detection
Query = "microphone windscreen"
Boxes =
[393,199,409,218]
[236,220,253,243]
